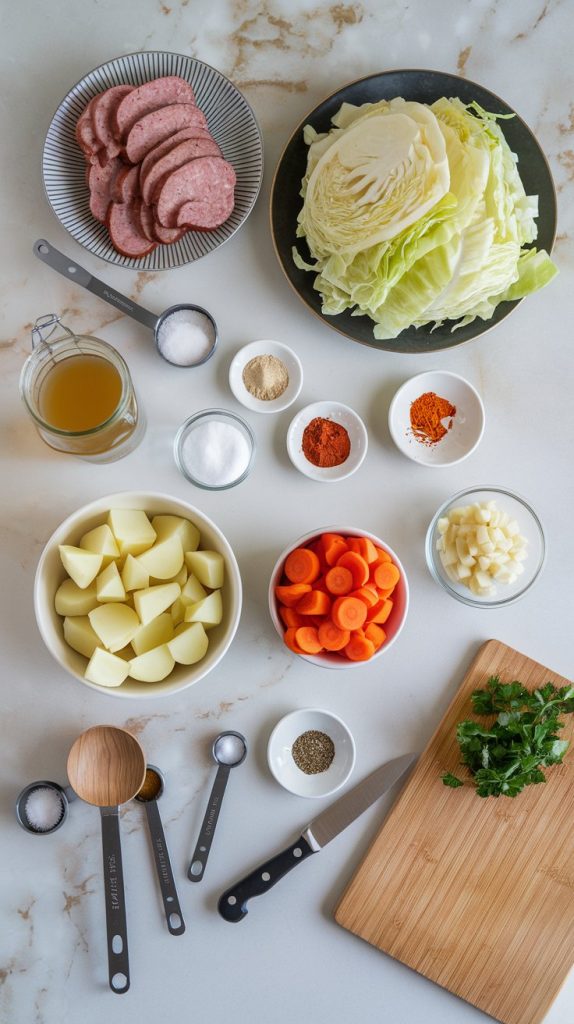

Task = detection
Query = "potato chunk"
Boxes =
[96,562,126,603]
[184,590,222,628]
[85,647,129,687]
[121,554,150,592]
[63,616,100,658]
[59,545,103,589]
[132,613,174,656]
[55,579,99,617]
[168,622,209,665]
[79,524,120,566]
[180,574,207,607]
[184,550,224,589]
[89,603,140,652]
[134,582,181,625]
[128,644,175,682]
[152,514,200,553]
[135,536,184,580]
[107,509,156,556]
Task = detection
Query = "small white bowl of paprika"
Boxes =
[388,370,485,467]
[287,401,368,482]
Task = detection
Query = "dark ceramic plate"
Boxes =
[270,69,556,354]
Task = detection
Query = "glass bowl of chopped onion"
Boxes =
[426,486,546,608]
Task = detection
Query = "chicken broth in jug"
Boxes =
[20,317,145,461]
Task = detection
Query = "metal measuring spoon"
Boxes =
[16,780,76,835]
[33,239,218,367]
[67,725,146,996]
[135,765,185,936]
[188,731,247,883]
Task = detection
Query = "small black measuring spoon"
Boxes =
[135,765,185,936]
[188,731,247,883]
[33,239,218,367]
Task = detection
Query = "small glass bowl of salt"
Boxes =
[174,408,255,490]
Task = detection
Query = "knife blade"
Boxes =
[218,752,416,922]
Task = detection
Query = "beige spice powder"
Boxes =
[242,354,289,401]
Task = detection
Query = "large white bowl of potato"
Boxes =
[34,492,242,698]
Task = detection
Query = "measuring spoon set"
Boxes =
[16,726,247,994]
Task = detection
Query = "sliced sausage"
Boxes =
[115,76,196,140]
[112,165,140,205]
[152,221,186,245]
[156,155,236,229]
[92,85,134,159]
[135,199,156,243]
[125,104,208,164]
[107,202,157,258]
[139,127,214,188]
[141,136,221,206]
[75,97,103,162]
[88,156,123,222]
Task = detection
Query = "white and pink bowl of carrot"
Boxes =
[268,527,409,670]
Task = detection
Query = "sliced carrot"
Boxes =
[373,562,400,591]
[374,546,392,564]
[336,551,370,588]
[364,622,386,650]
[275,583,312,608]
[296,590,332,616]
[367,598,393,624]
[373,585,394,600]
[313,575,330,594]
[283,627,304,654]
[295,626,324,655]
[331,595,367,632]
[321,533,349,566]
[345,537,362,555]
[351,585,379,608]
[325,565,354,596]
[354,537,378,563]
[279,606,306,629]
[344,634,375,661]
[317,620,350,652]
[308,540,328,570]
[284,547,321,585]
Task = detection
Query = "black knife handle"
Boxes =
[218,836,315,923]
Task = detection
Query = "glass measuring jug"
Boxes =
[19,315,145,462]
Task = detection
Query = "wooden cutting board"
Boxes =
[335,640,574,1024]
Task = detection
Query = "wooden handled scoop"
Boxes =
[67,725,146,994]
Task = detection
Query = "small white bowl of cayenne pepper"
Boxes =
[229,339,303,414]
[267,707,356,798]
[286,401,368,481]
[388,370,485,467]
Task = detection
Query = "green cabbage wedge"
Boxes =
[293,96,557,339]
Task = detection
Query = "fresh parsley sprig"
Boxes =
[442,675,574,798]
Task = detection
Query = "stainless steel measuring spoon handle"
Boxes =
[144,800,185,936]
[100,807,130,995]
[33,239,158,332]
[188,763,231,883]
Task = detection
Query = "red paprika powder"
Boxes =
[409,391,456,446]
[301,416,351,467]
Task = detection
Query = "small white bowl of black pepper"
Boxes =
[267,708,356,798]
[228,339,303,414]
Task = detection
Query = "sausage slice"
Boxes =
[92,85,134,159]
[115,76,196,140]
[156,155,236,229]
[125,104,208,164]
[142,136,221,205]
[107,201,157,258]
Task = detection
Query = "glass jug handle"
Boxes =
[31,314,76,351]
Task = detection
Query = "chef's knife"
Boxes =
[218,751,416,922]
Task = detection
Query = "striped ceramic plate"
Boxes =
[43,52,263,270]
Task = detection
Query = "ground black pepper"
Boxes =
[292,730,335,774]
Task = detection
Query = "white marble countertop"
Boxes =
[2,1,573,1022]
